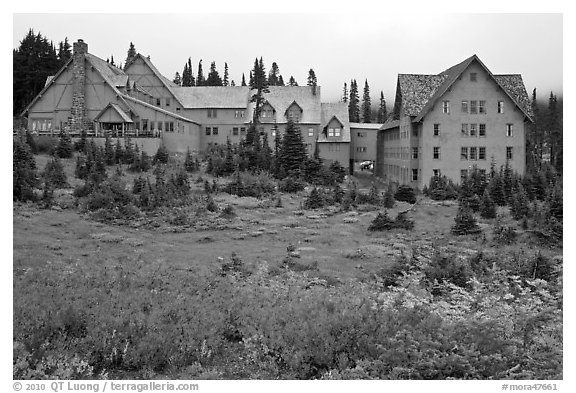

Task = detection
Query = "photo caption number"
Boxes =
[26,384,45,391]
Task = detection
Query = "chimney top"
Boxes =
[73,39,88,55]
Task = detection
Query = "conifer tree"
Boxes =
[13,138,39,201]
[451,206,481,235]
[479,189,497,219]
[361,79,371,123]
[173,71,182,86]
[241,73,247,86]
[342,82,348,103]
[511,184,530,220]
[230,80,236,86]
[55,130,74,159]
[547,91,562,172]
[125,42,136,65]
[223,62,229,86]
[278,75,285,86]
[377,91,388,123]
[206,61,223,86]
[259,133,273,170]
[196,60,205,86]
[42,157,68,189]
[25,129,38,154]
[307,69,318,95]
[268,62,281,86]
[184,147,197,173]
[288,76,298,86]
[280,120,307,176]
[249,57,270,123]
[348,79,360,122]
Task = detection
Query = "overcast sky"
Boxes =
[13,13,563,105]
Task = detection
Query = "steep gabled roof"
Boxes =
[412,55,533,122]
[85,54,128,87]
[119,93,200,124]
[396,74,448,117]
[20,57,74,116]
[124,53,183,106]
[172,86,250,109]
[94,103,133,123]
[247,86,322,124]
[317,102,351,143]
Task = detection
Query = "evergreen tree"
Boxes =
[451,206,481,235]
[280,120,307,176]
[307,69,318,94]
[43,157,68,188]
[547,91,562,172]
[249,57,270,123]
[110,55,115,67]
[13,137,39,201]
[104,135,115,166]
[230,80,236,86]
[153,144,169,164]
[527,88,543,172]
[181,62,190,86]
[196,60,205,86]
[342,82,348,103]
[361,79,371,123]
[173,71,182,86]
[368,210,395,231]
[479,189,497,219]
[57,37,71,66]
[348,79,360,122]
[510,183,530,220]
[223,62,229,86]
[304,187,325,209]
[278,75,285,86]
[25,129,38,154]
[184,147,197,172]
[13,29,61,115]
[206,61,223,86]
[268,62,281,86]
[125,42,137,65]
[241,73,247,86]
[377,91,388,123]
[383,186,395,208]
[288,76,298,86]
[259,132,273,170]
[55,130,74,159]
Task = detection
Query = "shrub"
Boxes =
[493,219,517,245]
[220,204,236,219]
[394,211,414,230]
[304,187,325,209]
[43,157,68,189]
[427,175,459,200]
[424,251,472,292]
[479,190,497,219]
[35,136,57,155]
[368,210,395,231]
[206,195,218,212]
[451,206,481,235]
[153,144,169,164]
[55,130,74,159]
[223,171,276,199]
[278,176,306,193]
[394,185,416,204]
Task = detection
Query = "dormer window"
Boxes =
[288,109,300,123]
[470,72,477,82]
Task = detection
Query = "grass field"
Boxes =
[13,154,563,379]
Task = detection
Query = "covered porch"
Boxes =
[93,103,135,137]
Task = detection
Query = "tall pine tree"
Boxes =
[377,91,388,123]
[342,82,348,103]
[268,62,281,86]
[173,72,182,86]
[288,76,298,86]
[206,61,223,86]
[361,79,371,123]
[249,57,270,123]
[196,60,205,86]
[307,69,318,95]
[280,120,307,176]
[125,42,136,65]
[348,79,360,123]
[223,62,229,86]
[241,73,247,86]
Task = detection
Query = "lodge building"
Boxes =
[21,40,532,188]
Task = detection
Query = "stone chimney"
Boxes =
[70,39,89,133]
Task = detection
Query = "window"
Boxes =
[258,127,265,136]
[272,125,278,137]
[288,109,300,123]
[433,146,440,160]
[461,100,469,113]
[470,72,477,82]
[261,108,273,118]
[328,128,334,137]
[205,127,211,136]
[240,127,246,136]
[142,119,148,131]
[479,124,486,137]
[412,128,419,137]
[498,101,504,114]
[212,127,219,135]
[470,147,477,160]
[470,100,477,114]
[479,147,486,160]
[412,169,418,181]
[156,98,161,106]
[506,124,514,137]
[169,122,174,132]
[150,121,155,130]
[232,127,239,136]
[165,121,170,132]
[433,124,440,136]
[235,110,245,118]
[470,124,477,137]
[334,128,341,137]
[176,107,181,111]
[166,98,171,107]
[308,128,314,137]
[357,131,365,137]
[461,169,469,182]
[157,121,162,131]
[207,109,217,118]
[461,124,469,137]
[461,147,468,160]
[506,146,513,160]
[412,147,419,159]
[479,100,486,114]
[442,101,450,114]
[433,169,441,177]
[356,147,367,152]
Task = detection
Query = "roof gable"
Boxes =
[413,55,533,122]
[318,102,350,142]
[173,86,250,109]
[247,86,322,124]
[94,103,133,123]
